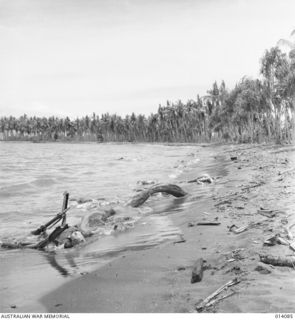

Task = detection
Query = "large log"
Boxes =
[129,184,187,208]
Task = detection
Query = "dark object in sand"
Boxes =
[129,184,187,207]
[254,264,271,274]
[197,222,221,226]
[191,258,204,283]
[230,156,238,161]
[260,254,295,268]
[196,278,240,312]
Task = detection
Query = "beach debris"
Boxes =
[230,248,245,261]
[241,181,265,192]
[188,174,213,184]
[263,233,292,247]
[284,227,294,240]
[174,235,186,244]
[137,180,156,186]
[177,266,186,271]
[229,220,266,234]
[260,254,295,268]
[55,303,63,307]
[128,184,187,207]
[229,224,249,234]
[191,258,204,283]
[197,222,221,226]
[263,235,278,246]
[254,264,272,274]
[70,197,92,204]
[196,278,241,312]
[225,266,243,275]
[276,236,290,246]
[289,241,295,252]
[257,208,282,218]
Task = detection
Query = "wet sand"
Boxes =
[24,145,295,312]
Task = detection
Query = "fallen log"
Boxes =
[260,254,295,268]
[128,184,187,208]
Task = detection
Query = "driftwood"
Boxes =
[241,181,265,191]
[191,258,204,283]
[196,278,240,312]
[197,222,220,226]
[260,254,295,268]
[229,219,267,234]
[128,184,187,208]
[257,209,281,218]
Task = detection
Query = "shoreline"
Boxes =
[38,143,295,313]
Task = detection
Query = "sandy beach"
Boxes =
[34,144,294,313]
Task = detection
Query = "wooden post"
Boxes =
[61,191,69,227]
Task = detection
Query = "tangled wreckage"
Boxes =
[0,184,188,251]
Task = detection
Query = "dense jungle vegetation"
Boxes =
[1,38,295,144]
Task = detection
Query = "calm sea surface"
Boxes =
[0,142,227,311]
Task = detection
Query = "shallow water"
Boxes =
[0,142,228,311]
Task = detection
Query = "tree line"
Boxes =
[1,39,295,144]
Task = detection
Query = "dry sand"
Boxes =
[39,144,295,313]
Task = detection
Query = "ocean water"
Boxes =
[0,142,227,311]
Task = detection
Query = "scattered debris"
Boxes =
[260,254,295,268]
[196,278,241,312]
[225,266,243,275]
[191,258,204,283]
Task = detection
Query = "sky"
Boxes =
[0,0,295,118]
